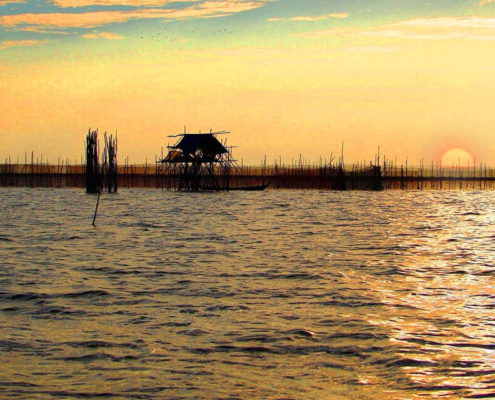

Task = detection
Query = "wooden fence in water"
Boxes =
[1,159,495,190]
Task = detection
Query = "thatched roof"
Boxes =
[163,133,228,163]
[175,134,227,156]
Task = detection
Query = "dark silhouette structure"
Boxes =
[156,129,267,191]
[85,129,100,194]
[85,129,118,194]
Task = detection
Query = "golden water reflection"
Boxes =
[368,196,495,398]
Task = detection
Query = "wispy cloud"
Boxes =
[362,17,495,41]
[0,39,49,49]
[0,10,156,29]
[297,17,495,41]
[268,12,349,22]
[0,1,271,31]
[12,26,71,34]
[82,31,124,39]
[0,0,25,5]
[50,0,195,7]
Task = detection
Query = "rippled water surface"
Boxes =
[2,188,495,399]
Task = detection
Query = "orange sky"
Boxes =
[1,1,495,166]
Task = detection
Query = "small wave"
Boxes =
[327,332,388,341]
[466,391,495,399]
[127,316,154,325]
[161,322,191,327]
[109,269,143,275]
[177,329,209,337]
[206,235,229,241]
[189,345,276,354]
[2,290,111,301]
[412,225,443,231]
[474,270,495,276]
[179,308,199,315]
[236,334,279,343]
[217,344,276,354]
[61,353,139,363]
[66,235,84,240]
[284,329,317,338]
[374,267,409,276]
[385,358,439,367]
[0,339,26,351]
[1,381,41,388]
[65,341,141,350]
[445,342,495,350]
[254,272,322,281]
[299,230,318,236]
[2,292,45,301]
[1,306,20,312]
[205,305,249,311]
[318,299,383,308]
[34,306,86,318]
[44,390,121,398]
[240,346,275,353]
[192,344,368,357]
[61,290,110,298]
[279,344,366,356]
[310,361,354,371]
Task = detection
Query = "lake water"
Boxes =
[1,188,495,399]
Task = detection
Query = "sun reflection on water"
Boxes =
[367,193,495,398]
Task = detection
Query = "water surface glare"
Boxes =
[1,188,495,399]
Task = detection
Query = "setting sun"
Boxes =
[440,148,475,167]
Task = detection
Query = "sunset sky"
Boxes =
[1,0,495,166]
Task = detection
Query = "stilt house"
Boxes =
[158,130,239,191]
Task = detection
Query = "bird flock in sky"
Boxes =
[140,25,235,45]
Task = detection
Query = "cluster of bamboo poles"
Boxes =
[85,130,100,193]
[85,129,118,193]
[2,155,495,191]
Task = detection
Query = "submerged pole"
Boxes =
[92,191,101,228]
